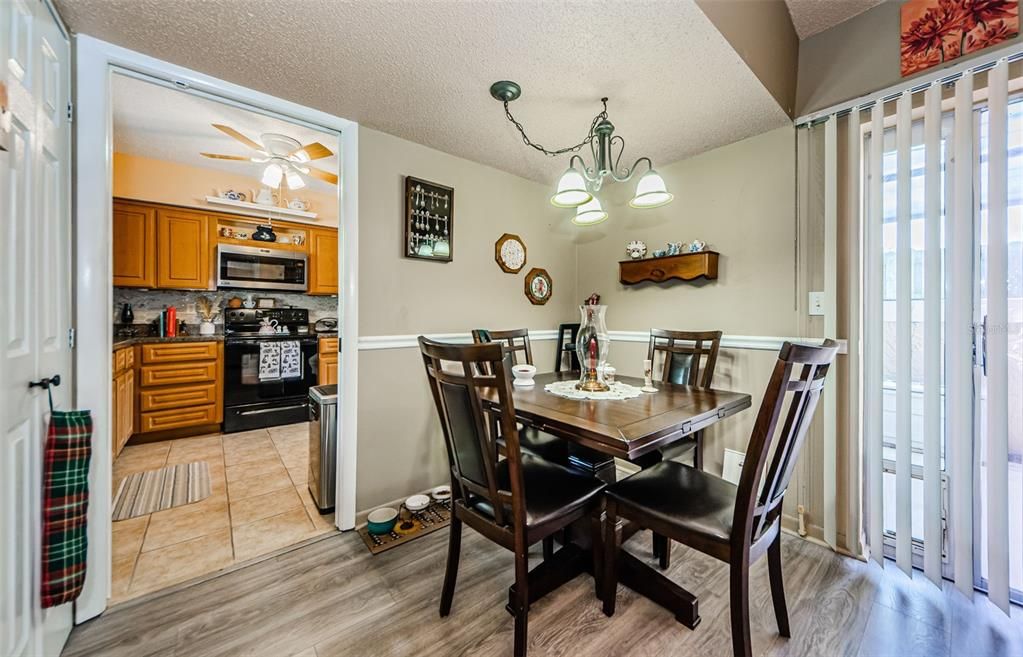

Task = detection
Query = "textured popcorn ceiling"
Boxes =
[784,0,884,40]
[57,0,790,184]
[112,75,339,194]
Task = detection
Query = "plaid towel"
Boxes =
[41,410,93,608]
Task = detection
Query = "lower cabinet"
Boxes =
[111,347,135,459]
[138,341,223,435]
[318,337,338,385]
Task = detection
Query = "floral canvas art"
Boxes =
[901,0,1019,76]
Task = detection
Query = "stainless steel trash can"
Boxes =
[308,384,338,513]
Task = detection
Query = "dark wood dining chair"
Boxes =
[601,339,839,657]
[553,323,580,373]
[472,328,569,466]
[639,329,723,568]
[419,337,606,657]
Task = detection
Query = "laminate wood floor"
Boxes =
[64,527,1023,657]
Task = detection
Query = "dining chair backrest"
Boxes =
[554,323,580,373]
[419,337,525,531]
[733,339,839,549]
[473,328,533,366]
[646,329,722,388]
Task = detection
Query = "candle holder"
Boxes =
[576,304,610,392]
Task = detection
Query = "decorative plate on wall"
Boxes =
[524,267,552,305]
[495,233,526,273]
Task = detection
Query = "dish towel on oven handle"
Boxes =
[41,409,93,608]
[280,341,302,379]
[259,341,281,381]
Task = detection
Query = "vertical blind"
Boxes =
[802,49,1021,613]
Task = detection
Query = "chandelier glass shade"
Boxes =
[491,80,673,223]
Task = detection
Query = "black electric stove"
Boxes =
[223,308,318,432]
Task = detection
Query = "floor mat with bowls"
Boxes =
[112,461,211,521]
[358,499,452,555]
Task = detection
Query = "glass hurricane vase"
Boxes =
[576,304,610,392]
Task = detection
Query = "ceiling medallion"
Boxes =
[490,80,674,226]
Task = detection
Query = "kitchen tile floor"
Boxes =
[110,422,335,604]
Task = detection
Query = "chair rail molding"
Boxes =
[358,330,846,353]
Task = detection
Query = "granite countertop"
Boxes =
[112,334,225,351]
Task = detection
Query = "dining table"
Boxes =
[480,370,752,630]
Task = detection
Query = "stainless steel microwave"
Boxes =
[217,244,308,292]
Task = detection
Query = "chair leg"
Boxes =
[602,500,620,617]
[542,536,554,562]
[440,515,462,617]
[590,509,604,598]
[767,532,790,637]
[513,548,530,657]
[693,430,704,470]
[729,557,752,657]
[658,534,672,570]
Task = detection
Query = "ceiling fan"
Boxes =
[200,123,338,190]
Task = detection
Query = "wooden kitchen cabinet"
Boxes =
[318,337,338,385]
[308,228,339,295]
[137,341,223,436]
[113,201,157,287]
[156,208,211,290]
[111,346,135,459]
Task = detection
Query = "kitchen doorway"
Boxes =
[74,37,359,622]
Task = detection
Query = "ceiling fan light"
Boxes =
[572,197,608,226]
[261,163,283,188]
[629,169,674,209]
[292,149,311,164]
[550,167,592,208]
[285,169,306,190]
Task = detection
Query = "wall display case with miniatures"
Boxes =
[404,176,453,262]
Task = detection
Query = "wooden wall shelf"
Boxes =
[619,251,719,285]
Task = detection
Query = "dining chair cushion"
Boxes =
[471,453,606,529]
[605,461,737,544]
[497,426,569,463]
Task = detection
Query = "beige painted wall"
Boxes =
[354,127,578,511]
[112,152,339,225]
[697,0,799,117]
[796,0,1023,116]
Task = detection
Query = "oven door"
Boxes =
[217,244,308,291]
[224,337,319,408]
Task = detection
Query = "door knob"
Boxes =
[28,374,61,390]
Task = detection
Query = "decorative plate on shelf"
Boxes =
[524,267,552,305]
[495,233,526,273]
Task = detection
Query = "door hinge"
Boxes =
[68,327,76,350]
[66,101,73,123]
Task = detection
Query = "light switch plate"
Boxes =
[808,291,825,316]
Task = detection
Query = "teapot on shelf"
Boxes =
[258,317,279,335]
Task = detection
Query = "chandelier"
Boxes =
[490,80,674,226]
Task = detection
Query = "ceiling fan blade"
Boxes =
[304,166,339,185]
[289,141,333,161]
[211,123,263,151]
[200,152,251,161]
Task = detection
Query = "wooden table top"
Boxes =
[482,372,752,460]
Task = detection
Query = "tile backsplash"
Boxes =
[113,288,338,325]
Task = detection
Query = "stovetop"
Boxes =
[224,308,310,339]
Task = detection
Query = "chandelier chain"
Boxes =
[503,98,609,158]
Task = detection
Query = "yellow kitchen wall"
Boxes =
[112,151,340,225]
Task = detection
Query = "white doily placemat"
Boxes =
[544,380,644,401]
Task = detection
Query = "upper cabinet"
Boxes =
[112,198,338,294]
[112,201,157,287]
[307,227,339,296]
[156,208,212,290]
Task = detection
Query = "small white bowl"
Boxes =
[512,364,537,387]
[405,494,431,512]
[430,485,452,501]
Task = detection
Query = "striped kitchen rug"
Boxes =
[112,461,211,521]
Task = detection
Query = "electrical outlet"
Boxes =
[185,303,196,316]
[808,291,825,316]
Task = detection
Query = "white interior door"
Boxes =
[0,0,73,655]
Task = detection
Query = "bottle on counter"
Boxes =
[166,307,177,337]
[120,303,134,324]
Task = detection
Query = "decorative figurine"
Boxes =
[652,249,666,258]
[585,292,601,305]
[642,359,657,393]
[689,239,707,252]
[625,240,647,259]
